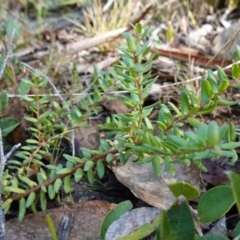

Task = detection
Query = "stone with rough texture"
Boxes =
[5,200,116,240]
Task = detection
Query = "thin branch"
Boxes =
[19,62,76,156]
[3,148,118,202]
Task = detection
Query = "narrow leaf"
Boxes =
[74,168,83,182]
[54,178,62,193]
[18,198,26,222]
[26,192,36,208]
[64,176,72,193]
[87,169,94,184]
[46,214,58,240]
[97,161,105,179]
[40,191,47,211]
[180,91,190,115]
[201,79,212,104]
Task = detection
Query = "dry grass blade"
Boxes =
[65,3,152,54]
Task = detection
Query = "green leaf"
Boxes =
[18,80,32,95]
[156,121,167,131]
[2,199,13,213]
[184,131,206,148]
[37,173,44,184]
[148,133,161,147]
[122,33,136,52]
[201,79,212,104]
[84,160,94,171]
[24,116,38,123]
[187,89,199,107]
[141,107,153,118]
[26,192,36,208]
[193,149,212,160]
[49,169,56,179]
[48,184,56,200]
[99,139,110,152]
[143,144,170,155]
[41,186,47,193]
[22,95,34,102]
[20,78,34,87]
[164,155,175,176]
[166,24,175,42]
[18,198,26,222]
[64,176,71,193]
[100,200,133,240]
[207,70,218,93]
[195,123,208,141]
[144,117,154,134]
[218,97,238,106]
[74,168,83,182]
[106,154,114,163]
[160,104,172,125]
[180,90,190,115]
[232,63,240,79]
[56,168,72,175]
[151,155,161,176]
[219,142,240,149]
[193,160,207,172]
[87,169,94,184]
[198,99,218,114]
[119,152,127,165]
[227,171,240,213]
[168,135,188,147]
[218,79,229,93]
[198,186,235,223]
[217,66,228,84]
[161,199,195,240]
[26,139,39,144]
[1,118,20,136]
[159,210,170,239]
[233,220,240,238]
[168,182,200,200]
[137,43,150,58]
[229,123,236,141]
[134,63,144,72]
[46,214,58,240]
[187,117,201,128]
[54,178,62,193]
[131,146,151,155]
[97,160,105,179]
[219,124,229,141]
[66,161,73,169]
[38,79,49,87]
[135,23,142,35]
[63,154,83,164]
[232,83,240,88]
[40,191,47,211]
[207,121,220,146]
[168,102,182,117]
[3,186,25,194]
